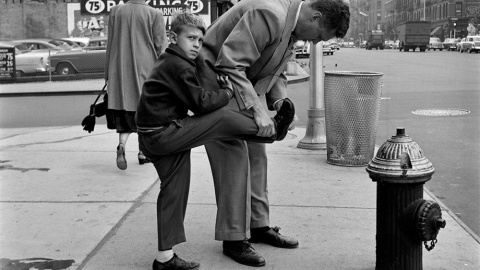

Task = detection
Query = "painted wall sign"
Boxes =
[69,1,211,37]
[465,6,479,16]
[80,0,209,15]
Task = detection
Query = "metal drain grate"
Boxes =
[412,109,470,116]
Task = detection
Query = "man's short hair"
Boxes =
[312,0,350,38]
[170,11,207,35]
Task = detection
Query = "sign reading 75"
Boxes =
[81,0,208,15]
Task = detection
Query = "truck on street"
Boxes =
[365,30,385,50]
[397,21,430,52]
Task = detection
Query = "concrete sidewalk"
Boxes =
[0,125,479,270]
[0,62,309,96]
[0,63,479,269]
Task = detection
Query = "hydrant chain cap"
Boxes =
[366,127,434,183]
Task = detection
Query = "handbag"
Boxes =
[81,84,108,133]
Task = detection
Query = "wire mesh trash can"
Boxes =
[324,71,383,166]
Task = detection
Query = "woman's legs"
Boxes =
[116,132,130,170]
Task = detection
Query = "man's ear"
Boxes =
[312,11,323,21]
[169,31,178,44]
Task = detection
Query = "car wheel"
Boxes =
[11,70,25,78]
[57,63,76,75]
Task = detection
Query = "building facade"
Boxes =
[385,0,480,40]
[0,0,232,41]
[348,0,479,43]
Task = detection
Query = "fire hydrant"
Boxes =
[366,127,446,270]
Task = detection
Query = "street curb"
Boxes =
[424,187,480,244]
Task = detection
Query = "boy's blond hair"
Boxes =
[170,11,206,35]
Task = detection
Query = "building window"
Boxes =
[377,1,381,8]
[377,12,381,21]
[455,2,462,18]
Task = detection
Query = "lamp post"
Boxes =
[297,41,326,150]
[453,22,456,38]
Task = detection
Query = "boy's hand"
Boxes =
[217,74,234,99]
[217,74,233,91]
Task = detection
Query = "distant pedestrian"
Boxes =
[105,0,167,170]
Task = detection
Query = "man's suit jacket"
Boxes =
[198,0,302,111]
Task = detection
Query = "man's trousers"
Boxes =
[205,99,271,241]
[138,107,273,250]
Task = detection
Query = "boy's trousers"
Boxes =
[138,107,273,250]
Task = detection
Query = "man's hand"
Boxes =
[252,104,276,137]
[274,99,298,131]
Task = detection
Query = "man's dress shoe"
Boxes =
[250,226,299,249]
[273,98,295,141]
[223,240,266,267]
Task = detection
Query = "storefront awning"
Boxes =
[430,26,442,36]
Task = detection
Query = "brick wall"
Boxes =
[0,0,75,40]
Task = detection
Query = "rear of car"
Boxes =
[459,36,480,53]
[0,41,49,77]
[442,38,460,51]
[427,37,443,51]
[15,51,50,76]
[294,40,310,58]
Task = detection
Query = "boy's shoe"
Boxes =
[223,239,266,267]
[250,226,299,249]
[273,98,295,141]
[152,254,200,270]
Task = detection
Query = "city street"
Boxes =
[0,47,479,238]
[291,47,480,237]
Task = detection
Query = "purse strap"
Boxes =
[93,84,107,105]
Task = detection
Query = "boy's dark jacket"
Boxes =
[136,43,231,128]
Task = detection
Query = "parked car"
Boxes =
[457,35,480,53]
[50,46,106,75]
[0,40,31,53]
[327,38,340,50]
[12,38,73,52]
[294,40,334,58]
[0,41,50,77]
[384,40,396,49]
[394,40,400,49]
[442,38,460,51]
[59,37,90,48]
[52,38,83,50]
[86,37,108,50]
[427,37,443,51]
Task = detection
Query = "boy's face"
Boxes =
[171,26,204,60]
